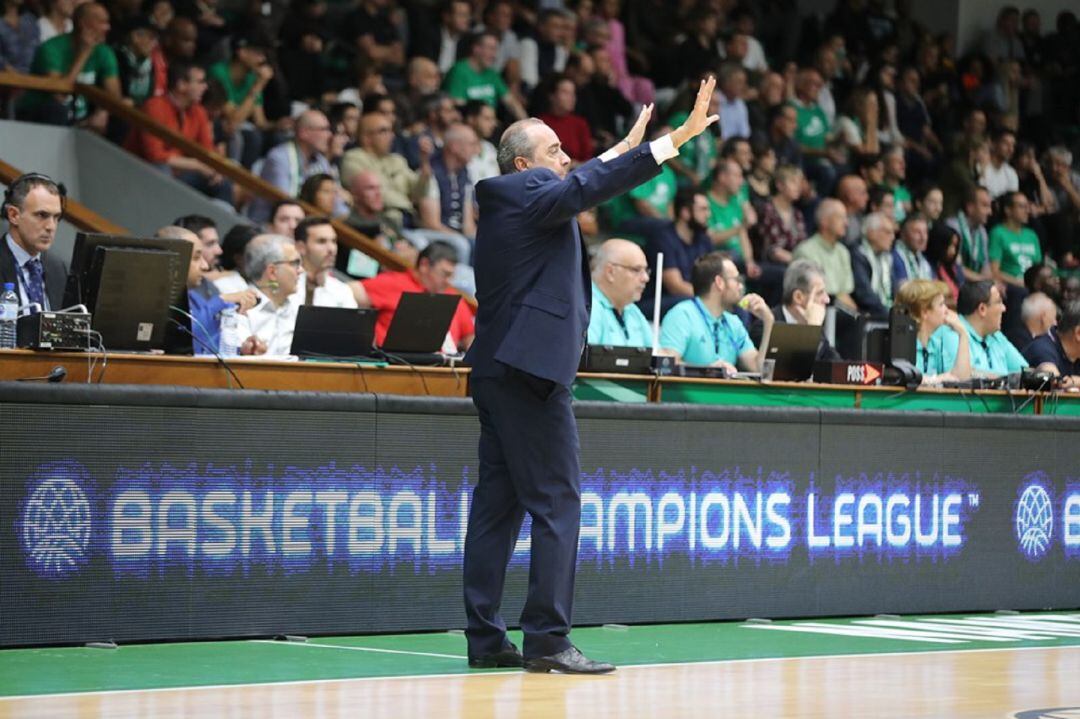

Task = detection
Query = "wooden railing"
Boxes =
[0,157,129,234]
[0,70,406,272]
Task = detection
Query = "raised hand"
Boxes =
[672,76,720,148]
[623,103,653,150]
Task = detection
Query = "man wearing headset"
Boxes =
[1,174,68,313]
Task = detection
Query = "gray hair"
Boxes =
[862,211,890,235]
[244,233,295,282]
[1021,292,1055,323]
[497,118,543,174]
[815,198,845,226]
[1046,145,1073,167]
[782,259,825,305]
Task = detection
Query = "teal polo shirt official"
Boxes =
[587,282,654,347]
[939,315,1028,376]
[916,325,954,375]
[660,297,752,365]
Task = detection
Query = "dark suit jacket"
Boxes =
[850,247,890,320]
[466,144,663,386]
[0,235,68,310]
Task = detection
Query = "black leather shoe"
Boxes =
[524,646,615,674]
[468,643,524,668]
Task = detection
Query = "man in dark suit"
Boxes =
[1,174,68,313]
[463,77,719,674]
[750,258,841,363]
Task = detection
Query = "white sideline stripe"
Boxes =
[249,639,466,660]
[8,639,1080,699]
[2,636,1079,701]
[744,622,966,643]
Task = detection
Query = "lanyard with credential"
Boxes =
[692,298,737,357]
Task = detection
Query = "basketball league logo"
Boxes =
[20,476,92,576]
[1015,479,1053,560]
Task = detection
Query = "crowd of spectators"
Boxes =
[3,0,1080,384]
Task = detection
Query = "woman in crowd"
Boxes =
[924,224,965,304]
[299,173,342,218]
[913,184,944,230]
[893,278,971,385]
[755,165,807,267]
[835,86,881,158]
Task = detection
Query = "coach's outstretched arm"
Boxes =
[521,76,721,228]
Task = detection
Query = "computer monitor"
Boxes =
[290,306,378,358]
[64,233,192,352]
[381,292,460,353]
[864,307,917,366]
[765,323,823,381]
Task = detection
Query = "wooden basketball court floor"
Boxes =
[2,611,1080,718]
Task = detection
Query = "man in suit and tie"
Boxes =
[463,77,720,674]
[1,174,68,313]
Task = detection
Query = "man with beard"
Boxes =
[293,216,357,308]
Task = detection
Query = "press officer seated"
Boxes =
[355,241,475,352]
[660,251,774,375]
[749,259,841,362]
[935,280,1028,378]
[0,173,67,314]
[1010,292,1058,353]
[293,216,358,309]
[587,239,654,347]
[243,234,303,356]
[1023,299,1080,388]
[157,225,264,356]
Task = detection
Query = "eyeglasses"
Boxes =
[610,262,650,277]
[274,258,302,269]
[724,274,746,285]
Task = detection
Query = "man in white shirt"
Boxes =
[293,216,358,308]
[980,128,1019,200]
[244,233,302,356]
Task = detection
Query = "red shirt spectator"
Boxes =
[125,62,214,163]
[539,76,594,162]
[361,270,475,349]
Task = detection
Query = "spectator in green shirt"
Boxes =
[990,191,1043,289]
[883,145,912,222]
[207,31,274,167]
[789,67,838,195]
[16,2,120,129]
[587,239,655,347]
[443,30,526,120]
[705,158,758,278]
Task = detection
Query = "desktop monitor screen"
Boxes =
[64,233,193,352]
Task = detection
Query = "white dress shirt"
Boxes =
[293,272,358,309]
[245,286,300,356]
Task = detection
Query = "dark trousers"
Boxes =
[463,368,581,659]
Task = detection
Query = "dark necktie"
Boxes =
[24,258,45,312]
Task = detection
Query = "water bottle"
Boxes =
[219,305,240,357]
[0,282,18,350]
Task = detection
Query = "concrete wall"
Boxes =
[0,120,244,264]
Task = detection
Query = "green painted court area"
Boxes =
[2,612,1079,698]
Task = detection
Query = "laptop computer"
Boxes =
[290,306,377,359]
[766,323,825,381]
[379,292,462,363]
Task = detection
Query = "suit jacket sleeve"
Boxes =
[851,250,888,318]
[522,143,663,229]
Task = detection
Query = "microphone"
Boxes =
[17,365,67,383]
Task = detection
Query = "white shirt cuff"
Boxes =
[599,135,679,164]
[650,135,678,164]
